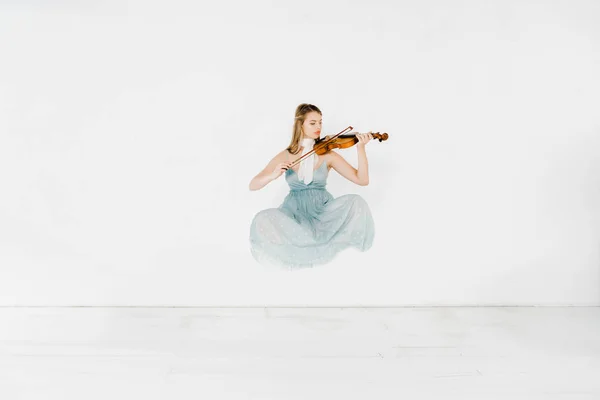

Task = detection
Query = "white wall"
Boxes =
[1,0,599,306]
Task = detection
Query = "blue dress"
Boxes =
[249,160,375,269]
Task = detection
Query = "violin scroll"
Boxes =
[371,132,388,142]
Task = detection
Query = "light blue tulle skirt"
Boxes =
[249,162,375,269]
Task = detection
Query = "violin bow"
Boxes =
[289,125,353,168]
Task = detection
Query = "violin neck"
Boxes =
[317,133,355,143]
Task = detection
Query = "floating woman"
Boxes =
[248,103,381,269]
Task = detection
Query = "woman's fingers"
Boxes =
[356,132,371,144]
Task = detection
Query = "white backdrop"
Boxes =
[1,0,599,306]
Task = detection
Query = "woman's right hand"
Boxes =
[270,161,292,180]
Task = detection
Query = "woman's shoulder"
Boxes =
[322,149,340,161]
[280,148,300,161]
[266,148,295,164]
[323,149,344,167]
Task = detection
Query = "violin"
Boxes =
[290,125,389,168]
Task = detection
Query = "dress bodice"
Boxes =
[285,161,328,191]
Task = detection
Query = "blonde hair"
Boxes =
[287,103,322,155]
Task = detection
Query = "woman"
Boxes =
[248,103,375,269]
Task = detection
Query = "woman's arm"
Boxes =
[249,151,291,191]
[356,143,369,185]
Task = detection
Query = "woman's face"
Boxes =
[302,111,322,139]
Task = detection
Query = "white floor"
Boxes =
[1,307,599,399]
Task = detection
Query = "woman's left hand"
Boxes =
[357,131,373,147]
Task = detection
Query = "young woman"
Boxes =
[248,103,375,269]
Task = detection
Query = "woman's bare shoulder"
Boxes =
[324,149,346,168]
[266,148,294,164]
[280,148,302,162]
[322,149,338,162]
